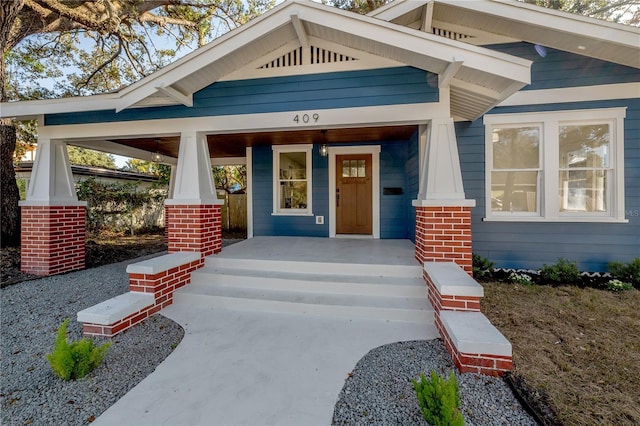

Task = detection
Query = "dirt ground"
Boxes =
[1,233,168,288]
[482,282,640,426]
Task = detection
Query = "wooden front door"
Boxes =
[336,154,373,235]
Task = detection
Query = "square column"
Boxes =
[413,119,475,275]
[164,131,224,258]
[19,139,87,276]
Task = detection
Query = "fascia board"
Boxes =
[0,94,119,120]
[368,0,428,20]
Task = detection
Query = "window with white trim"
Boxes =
[272,145,313,215]
[484,108,626,222]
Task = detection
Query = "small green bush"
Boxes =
[539,258,581,286]
[411,370,464,426]
[47,319,111,381]
[608,258,640,289]
[605,279,634,292]
[508,272,533,285]
[472,253,495,281]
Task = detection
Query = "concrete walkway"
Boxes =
[94,301,437,425]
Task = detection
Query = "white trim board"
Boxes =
[38,103,449,142]
[328,145,381,239]
[499,83,640,107]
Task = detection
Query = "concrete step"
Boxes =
[203,256,423,277]
[190,267,426,297]
[174,285,433,323]
[175,258,432,324]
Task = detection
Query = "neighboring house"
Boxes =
[1,0,638,276]
[14,161,161,189]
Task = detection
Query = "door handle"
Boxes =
[336,193,340,207]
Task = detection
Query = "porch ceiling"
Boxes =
[109,125,417,160]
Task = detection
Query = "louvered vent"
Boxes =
[310,46,356,64]
[259,46,357,69]
[431,27,473,41]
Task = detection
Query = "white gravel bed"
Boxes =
[0,253,184,426]
[332,340,537,426]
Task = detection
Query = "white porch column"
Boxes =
[413,118,475,274]
[165,131,224,257]
[19,139,87,275]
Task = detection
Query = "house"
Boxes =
[1,0,638,277]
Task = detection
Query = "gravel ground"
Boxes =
[333,340,536,426]
[2,242,535,426]
[0,253,184,426]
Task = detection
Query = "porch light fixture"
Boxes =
[319,130,328,157]
[151,139,164,163]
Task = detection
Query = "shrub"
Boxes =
[605,279,634,292]
[539,258,581,286]
[411,370,464,426]
[608,258,640,289]
[472,253,495,281]
[47,319,111,381]
[508,272,533,285]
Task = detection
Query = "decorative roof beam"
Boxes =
[438,57,463,88]
[291,13,309,50]
[154,85,193,108]
[421,2,434,33]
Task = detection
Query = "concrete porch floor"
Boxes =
[216,236,418,265]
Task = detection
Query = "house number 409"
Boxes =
[293,113,319,124]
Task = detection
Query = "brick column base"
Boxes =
[165,204,222,257]
[415,206,472,275]
[21,205,86,276]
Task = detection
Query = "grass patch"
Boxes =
[482,282,640,425]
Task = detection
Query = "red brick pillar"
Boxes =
[20,204,86,276]
[415,205,473,275]
[165,204,222,257]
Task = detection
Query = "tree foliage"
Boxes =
[67,147,117,169]
[123,159,172,185]
[213,165,246,192]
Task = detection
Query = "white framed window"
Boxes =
[484,107,626,222]
[272,144,313,216]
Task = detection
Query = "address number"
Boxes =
[293,113,319,124]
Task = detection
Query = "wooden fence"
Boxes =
[219,192,247,231]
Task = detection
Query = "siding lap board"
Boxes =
[44,68,438,126]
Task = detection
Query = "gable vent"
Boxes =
[431,27,473,41]
[259,46,357,69]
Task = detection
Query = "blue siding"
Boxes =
[44,67,438,126]
[252,138,417,239]
[487,42,639,90]
[459,97,640,272]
